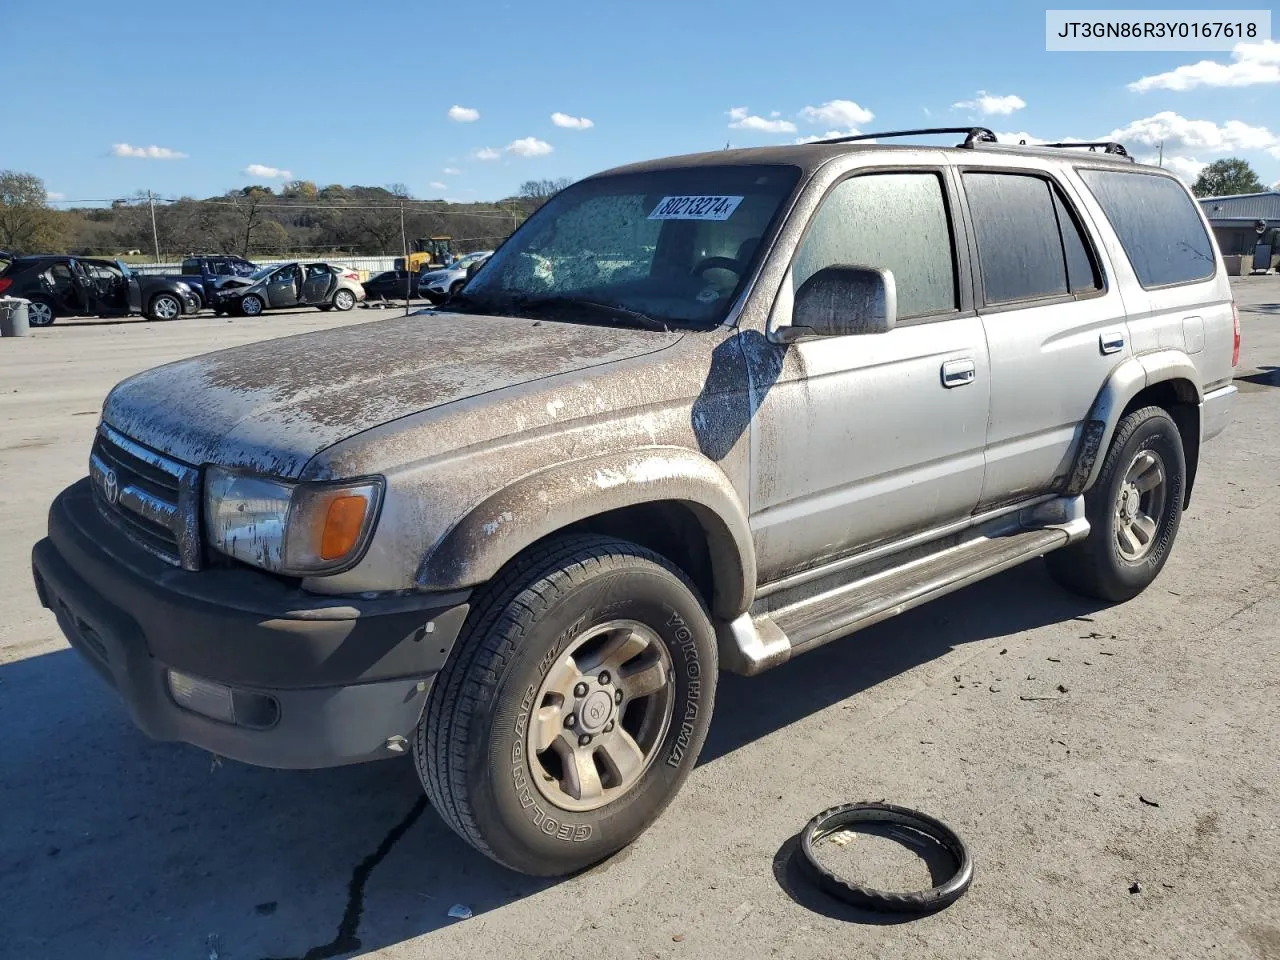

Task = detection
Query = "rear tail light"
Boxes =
[1232,302,1241,367]
[344,272,359,281]
[0,277,11,295]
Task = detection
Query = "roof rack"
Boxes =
[1033,141,1130,157]
[808,128,1134,161]
[811,127,998,147]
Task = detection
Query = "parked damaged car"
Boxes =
[0,255,200,325]
[208,261,366,316]
[418,250,493,303]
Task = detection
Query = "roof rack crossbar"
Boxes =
[1033,141,1131,158]
[810,126,998,147]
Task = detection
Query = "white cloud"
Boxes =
[727,107,797,134]
[443,167,462,175]
[551,112,594,129]
[243,163,292,179]
[45,191,65,201]
[448,105,480,122]
[112,143,187,160]
[993,131,1050,145]
[953,92,1026,116]
[506,137,553,157]
[794,130,865,144]
[429,181,448,190]
[1129,39,1280,92]
[472,147,500,161]
[1104,112,1277,154]
[1153,156,1209,183]
[798,99,874,128]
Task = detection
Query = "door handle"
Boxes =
[1100,330,1126,354]
[941,358,976,388]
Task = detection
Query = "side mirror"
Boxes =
[778,264,897,342]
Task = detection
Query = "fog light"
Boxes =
[167,670,235,724]
[166,670,280,729]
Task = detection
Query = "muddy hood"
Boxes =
[102,311,681,477]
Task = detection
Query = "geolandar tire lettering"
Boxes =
[415,534,716,876]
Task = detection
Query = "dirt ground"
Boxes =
[1,283,1278,960]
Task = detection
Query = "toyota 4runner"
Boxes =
[31,128,1239,876]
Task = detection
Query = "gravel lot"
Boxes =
[1,281,1278,960]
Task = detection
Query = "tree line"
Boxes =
[1,171,577,261]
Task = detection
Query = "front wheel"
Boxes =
[448,280,465,298]
[416,535,717,876]
[1047,405,1186,602]
[239,294,265,317]
[147,293,183,321]
[332,288,356,311]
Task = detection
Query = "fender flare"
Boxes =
[1066,350,1202,496]
[416,447,756,619]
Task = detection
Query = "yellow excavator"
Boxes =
[398,236,453,273]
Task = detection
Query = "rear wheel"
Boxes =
[26,298,56,327]
[1047,406,1185,602]
[332,288,356,311]
[239,294,264,317]
[147,293,183,321]
[416,535,717,876]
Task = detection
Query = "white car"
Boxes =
[419,250,493,303]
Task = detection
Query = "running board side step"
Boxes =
[718,514,1089,676]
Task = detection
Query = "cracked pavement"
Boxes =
[1,282,1279,959]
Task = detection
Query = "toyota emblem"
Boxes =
[101,467,119,505]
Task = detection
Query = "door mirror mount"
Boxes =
[776,264,897,342]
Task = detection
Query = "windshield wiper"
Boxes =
[514,296,671,332]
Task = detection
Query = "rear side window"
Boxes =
[963,172,1102,305]
[1078,169,1215,288]
[793,171,958,319]
[181,259,200,274]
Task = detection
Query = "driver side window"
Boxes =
[793,172,958,321]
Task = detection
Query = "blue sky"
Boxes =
[6,0,1279,204]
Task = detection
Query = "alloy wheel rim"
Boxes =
[243,297,261,315]
[526,619,675,813]
[156,297,178,319]
[29,303,52,325]
[1114,448,1167,562]
[336,291,353,308]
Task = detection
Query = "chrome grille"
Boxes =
[90,424,202,569]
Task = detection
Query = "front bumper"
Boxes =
[31,478,470,768]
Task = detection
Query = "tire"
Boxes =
[1047,405,1186,602]
[332,288,356,311]
[448,280,465,298]
[189,292,204,313]
[415,534,717,876]
[239,294,264,317]
[147,293,183,321]
[26,298,56,327]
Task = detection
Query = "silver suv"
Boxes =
[31,128,1239,877]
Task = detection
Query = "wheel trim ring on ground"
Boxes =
[797,802,974,913]
[28,303,53,325]
[154,296,179,319]
[1114,447,1167,563]
[526,618,675,813]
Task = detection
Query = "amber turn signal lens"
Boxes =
[321,494,369,560]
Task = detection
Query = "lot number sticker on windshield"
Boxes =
[648,195,744,221]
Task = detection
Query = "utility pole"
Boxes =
[400,198,410,313]
[147,190,161,263]
[1158,141,1164,167]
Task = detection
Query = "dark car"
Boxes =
[0,256,200,326]
[362,269,422,301]
[208,261,366,315]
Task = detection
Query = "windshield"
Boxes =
[461,164,801,328]
[248,264,277,281]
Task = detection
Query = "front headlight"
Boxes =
[203,466,383,575]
